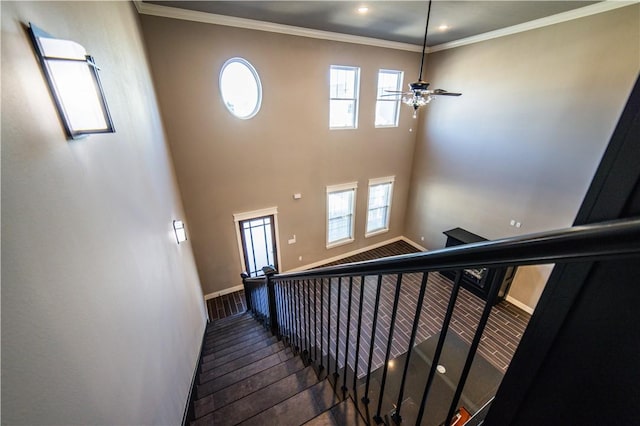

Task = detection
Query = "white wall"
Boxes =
[1,2,206,424]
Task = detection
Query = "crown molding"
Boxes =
[134,1,637,54]
[133,1,422,52]
[428,1,638,53]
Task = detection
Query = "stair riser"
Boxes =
[205,321,263,341]
[201,336,278,372]
[202,334,275,364]
[199,342,285,384]
[202,329,270,354]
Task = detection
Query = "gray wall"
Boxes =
[405,5,640,310]
[140,16,420,295]
[1,2,206,424]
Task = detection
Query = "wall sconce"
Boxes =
[173,220,187,244]
[28,23,114,139]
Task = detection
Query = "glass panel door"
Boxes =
[239,215,278,277]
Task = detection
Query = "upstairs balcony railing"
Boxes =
[241,217,640,426]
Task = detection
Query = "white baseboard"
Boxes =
[284,236,406,273]
[505,295,535,315]
[401,236,428,252]
[204,284,244,301]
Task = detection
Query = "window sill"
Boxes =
[365,228,389,238]
[326,238,355,249]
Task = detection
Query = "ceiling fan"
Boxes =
[384,0,461,118]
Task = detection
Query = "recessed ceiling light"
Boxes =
[439,24,449,31]
[357,6,369,14]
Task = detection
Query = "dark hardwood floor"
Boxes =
[208,239,531,373]
[206,290,246,321]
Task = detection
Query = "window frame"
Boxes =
[219,57,262,120]
[365,176,395,237]
[329,65,360,130]
[375,69,404,128]
[326,181,358,248]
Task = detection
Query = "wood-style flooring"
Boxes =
[208,239,531,374]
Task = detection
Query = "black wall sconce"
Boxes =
[28,23,114,139]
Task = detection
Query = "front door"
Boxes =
[238,214,278,277]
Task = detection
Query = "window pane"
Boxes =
[328,216,351,242]
[328,188,355,243]
[375,101,399,127]
[330,99,356,128]
[367,181,392,233]
[369,183,390,208]
[330,67,356,98]
[377,71,401,97]
[330,65,359,129]
[367,207,388,232]
[375,69,402,127]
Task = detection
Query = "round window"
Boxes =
[219,57,262,119]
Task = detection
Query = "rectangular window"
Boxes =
[330,65,360,129]
[327,182,358,247]
[366,176,394,236]
[375,70,403,127]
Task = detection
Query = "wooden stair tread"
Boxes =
[192,367,319,426]
[194,356,306,418]
[237,379,339,426]
[196,348,293,399]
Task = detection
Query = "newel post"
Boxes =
[240,272,251,312]
[262,266,280,338]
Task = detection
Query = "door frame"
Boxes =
[233,206,282,276]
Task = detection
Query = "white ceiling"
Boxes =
[143,1,599,46]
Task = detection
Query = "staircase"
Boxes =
[190,312,366,426]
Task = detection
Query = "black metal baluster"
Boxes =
[326,278,332,377]
[307,279,313,363]
[443,271,503,426]
[334,276,342,380]
[362,275,384,405]
[415,270,463,425]
[353,275,366,392]
[314,278,318,364]
[287,280,294,346]
[319,278,325,373]
[274,281,280,334]
[392,272,430,424]
[291,280,298,354]
[301,279,308,360]
[296,279,302,354]
[374,274,404,424]
[342,276,354,392]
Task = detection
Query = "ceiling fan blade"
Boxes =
[431,89,462,96]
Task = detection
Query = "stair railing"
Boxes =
[241,217,640,425]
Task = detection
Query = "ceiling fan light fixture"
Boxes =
[399,0,460,119]
[402,93,432,118]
